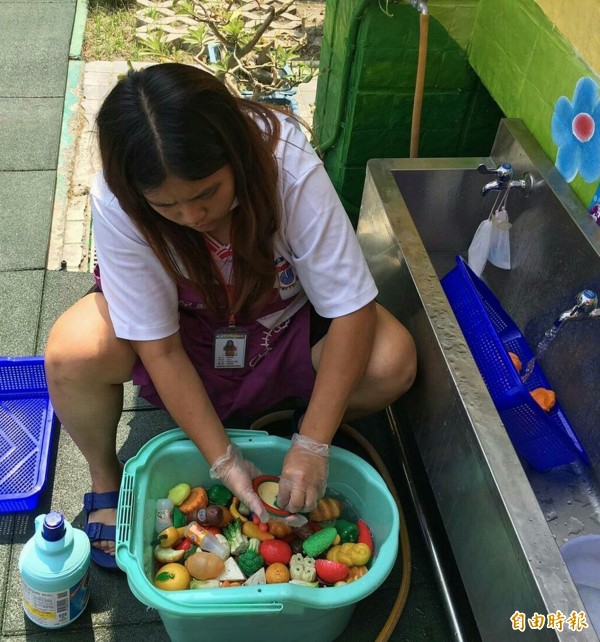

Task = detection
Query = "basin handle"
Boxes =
[477,162,513,181]
[478,162,535,196]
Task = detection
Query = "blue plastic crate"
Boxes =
[0,356,56,513]
[441,256,588,472]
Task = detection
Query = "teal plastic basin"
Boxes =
[116,428,399,642]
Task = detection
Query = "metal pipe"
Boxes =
[409,8,429,157]
[385,406,480,642]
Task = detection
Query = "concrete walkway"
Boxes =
[0,1,456,640]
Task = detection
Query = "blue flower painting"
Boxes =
[552,77,600,183]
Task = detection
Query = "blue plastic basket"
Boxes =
[441,256,588,472]
[0,356,56,513]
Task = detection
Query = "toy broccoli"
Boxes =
[237,538,264,576]
[223,518,249,556]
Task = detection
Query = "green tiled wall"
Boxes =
[469,0,598,206]
[314,0,504,221]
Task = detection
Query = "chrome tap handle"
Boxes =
[572,290,598,315]
[477,162,513,181]
[556,289,599,326]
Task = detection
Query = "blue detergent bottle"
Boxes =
[18,511,91,628]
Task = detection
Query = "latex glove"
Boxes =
[277,433,330,514]
[209,444,269,523]
[270,512,308,528]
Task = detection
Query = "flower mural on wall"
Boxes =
[552,77,600,183]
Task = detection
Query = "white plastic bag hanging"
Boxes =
[468,188,512,276]
[467,216,494,277]
[488,205,511,269]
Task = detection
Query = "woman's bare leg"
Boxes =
[45,292,137,556]
[311,303,416,419]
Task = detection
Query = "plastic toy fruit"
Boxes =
[265,562,290,584]
[508,351,522,373]
[153,562,191,591]
[530,387,556,412]
[252,475,292,517]
[259,539,292,565]
[208,484,233,506]
[315,559,349,583]
[326,542,371,566]
[185,551,226,580]
[289,553,316,582]
[168,483,191,507]
[302,526,338,558]
[153,544,185,564]
[357,519,373,551]
[178,486,208,513]
[309,497,343,521]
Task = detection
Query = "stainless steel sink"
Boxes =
[357,119,600,641]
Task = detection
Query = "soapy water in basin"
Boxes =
[521,326,561,383]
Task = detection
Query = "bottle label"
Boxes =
[185,522,208,545]
[21,569,90,628]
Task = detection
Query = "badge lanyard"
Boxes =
[205,238,248,369]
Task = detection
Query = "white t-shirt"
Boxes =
[91,112,378,341]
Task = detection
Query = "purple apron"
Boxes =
[94,267,316,419]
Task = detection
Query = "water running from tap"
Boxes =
[521,325,561,383]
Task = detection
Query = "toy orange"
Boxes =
[265,562,290,584]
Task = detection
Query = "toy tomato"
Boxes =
[315,559,349,584]
[259,539,292,565]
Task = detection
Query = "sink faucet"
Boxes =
[555,290,600,327]
[477,162,530,196]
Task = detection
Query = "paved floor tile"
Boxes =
[0,171,56,270]
[0,98,63,170]
[36,269,94,352]
[0,270,44,355]
[0,2,75,97]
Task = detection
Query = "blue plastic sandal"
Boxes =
[83,491,120,570]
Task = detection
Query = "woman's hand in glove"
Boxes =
[277,433,330,514]
[209,444,269,522]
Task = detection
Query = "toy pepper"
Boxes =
[208,484,233,507]
[334,519,359,543]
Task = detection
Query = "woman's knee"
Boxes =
[367,305,417,400]
[45,293,136,385]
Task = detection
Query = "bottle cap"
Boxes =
[42,511,66,541]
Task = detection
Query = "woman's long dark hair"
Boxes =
[96,63,281,319]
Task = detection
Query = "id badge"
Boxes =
[214,328,247,369]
